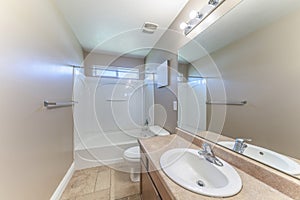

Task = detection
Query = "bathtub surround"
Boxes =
[73,52,157,172]
[73,75,145,134]
[74,129,154,170]
[73,68,155,170]
[0,0,83,199]
[82,52,153,125]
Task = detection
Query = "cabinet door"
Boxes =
[141,162,161,200]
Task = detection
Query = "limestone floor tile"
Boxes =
[75,189,110,200]
[127,194,141,200]
[110,162,131,173]
[60,197,76,200]
[95,167,111,191]
[60,168,99,199]
[60,165,140,200]
[115,194,141,200]
[110,170,140,200]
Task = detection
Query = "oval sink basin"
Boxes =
[218,141,300,175]
[160,148,242,197]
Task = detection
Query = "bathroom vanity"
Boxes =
[139,129,300,200]
[140,142,173,200]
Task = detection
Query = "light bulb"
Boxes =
[201,4,215,16]
[180,22,188,30]
[189,10,198,19]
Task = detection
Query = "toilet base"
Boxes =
[130,168,140,182]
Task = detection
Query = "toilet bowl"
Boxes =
[123,126,170,182]
[123,146,141,182]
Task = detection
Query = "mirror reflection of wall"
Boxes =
[177,0,300,179]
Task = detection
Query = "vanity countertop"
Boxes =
[195,130,300,179]
[139,134,292,200]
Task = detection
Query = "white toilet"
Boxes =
[123,126,170,182]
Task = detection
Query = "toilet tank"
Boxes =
[148,126,170,136]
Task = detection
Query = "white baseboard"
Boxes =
[50,162,75,200]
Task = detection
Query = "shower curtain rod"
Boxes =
[73,65,155,74]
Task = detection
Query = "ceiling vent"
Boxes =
[142,22,158,34]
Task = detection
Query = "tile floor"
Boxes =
[60,166,140,200]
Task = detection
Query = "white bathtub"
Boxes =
[74,129,154,170]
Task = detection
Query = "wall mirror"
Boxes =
[177,0,300,179]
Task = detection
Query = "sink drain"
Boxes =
[196,180,205,187]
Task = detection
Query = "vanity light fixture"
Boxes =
[189,10,199,19]
[180,0,224,35]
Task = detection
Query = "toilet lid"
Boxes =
[124,146,140,159]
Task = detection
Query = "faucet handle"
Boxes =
[234,138,251,154]
[202,143,210,151]
[235,138,252,143]
[199,143,223,166]
[202,143,215,156]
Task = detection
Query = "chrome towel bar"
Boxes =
[44,100,78,108]
[206,101,247,106]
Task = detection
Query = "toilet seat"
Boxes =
[124,146,140,162]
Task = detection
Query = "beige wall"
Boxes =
[178,63,188,80]
[194,9,300,159]
[145,50,178,133]
[0,0,83,199]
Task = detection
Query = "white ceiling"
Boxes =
[53,0,188,58]
[179,0,300,63]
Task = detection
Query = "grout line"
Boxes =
[93,168,99,193]
[110,168,113,200]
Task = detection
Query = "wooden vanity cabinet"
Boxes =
[140,145,172,200]
[141,160,161,200]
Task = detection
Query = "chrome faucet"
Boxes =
[233,138,252,154]
[142,119,149,131]
[198,143,223,166]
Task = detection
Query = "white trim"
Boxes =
[50,162,75,200]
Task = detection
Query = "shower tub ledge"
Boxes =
[74,129,154,170]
